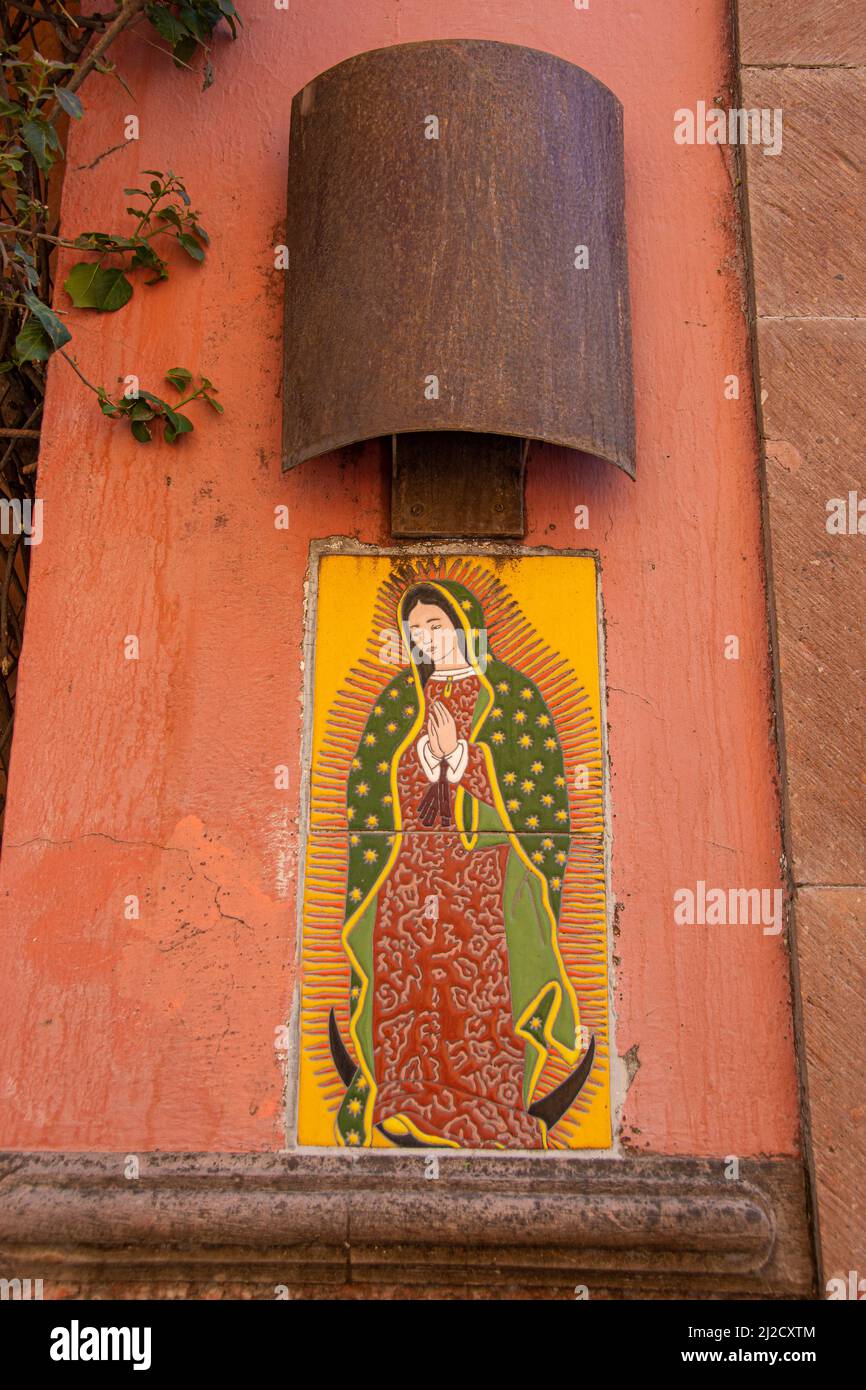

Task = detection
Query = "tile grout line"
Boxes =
[757,316,866,323]
[795,883,866,891]
[742,62,866,71]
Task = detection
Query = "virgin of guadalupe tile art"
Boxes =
[297,555,611,1150]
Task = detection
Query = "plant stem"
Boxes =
[0,225,72,248]
[59,348,99,394]
[62,0,147,100]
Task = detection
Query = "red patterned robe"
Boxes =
[371,668,543,1149]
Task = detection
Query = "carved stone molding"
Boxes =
[0,1152,813,1298]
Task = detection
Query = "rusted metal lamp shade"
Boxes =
[282,39,635,533]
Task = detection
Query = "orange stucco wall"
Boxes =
[0,0,800,1155]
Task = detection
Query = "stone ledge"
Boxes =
[0,1152,813,1298]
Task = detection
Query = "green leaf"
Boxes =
[178,5,208,39]
[64,263,134,312]
[0,98,23,118]
[163,404,194,442]
[14,242,40,288]
[130,401,156,420]
[145,4,188,45]
[191,221,209,245]
[177,233,205,262]
[131,419,152,443]
[22,291,72,350]
[75,233,139,251]
[54,86,83,119]
[172,35,198,68]
[165,367,193,391]
[21,117,54,171]
[73,233,125,253]
[15,296,72,360]
[14,318,52,362]
[203,395,224,413]
[130,242,163,269]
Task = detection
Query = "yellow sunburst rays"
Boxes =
[303,616,402,1111]
[302,556,608,1144]
[300,836,354,1108]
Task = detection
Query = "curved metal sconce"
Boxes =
[283,39,635,535]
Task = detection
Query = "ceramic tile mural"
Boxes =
[297,554,611,1149]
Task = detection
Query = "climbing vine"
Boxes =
[0,1,240,836]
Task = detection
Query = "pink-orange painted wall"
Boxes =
[0,0,800,1155]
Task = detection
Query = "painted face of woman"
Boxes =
[407,602,462,670]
